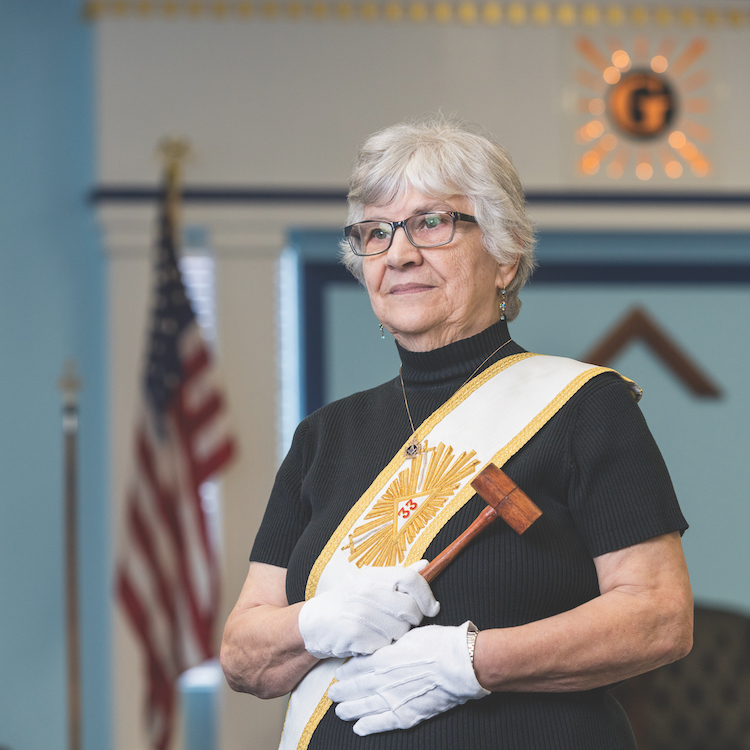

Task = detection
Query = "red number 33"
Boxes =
[398,498,418,519]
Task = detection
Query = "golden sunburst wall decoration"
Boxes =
[570,33,716,183]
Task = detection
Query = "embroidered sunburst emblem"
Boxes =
[343,442,480,568]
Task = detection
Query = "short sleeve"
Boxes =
[567,374,688,558]
[249,419,312,568]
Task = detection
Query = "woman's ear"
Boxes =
[495,254,520,291]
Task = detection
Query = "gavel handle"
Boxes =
[420,506,497,583]
[419,463,542,584]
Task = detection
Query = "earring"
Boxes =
[379,322,385,339]
[499,289,507,321]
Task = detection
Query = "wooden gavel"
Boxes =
[420,463,542,583]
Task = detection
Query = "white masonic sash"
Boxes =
[280,353,634,750]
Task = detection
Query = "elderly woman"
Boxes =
[221,117,692,750]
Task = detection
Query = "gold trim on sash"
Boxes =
[298,687,336,750]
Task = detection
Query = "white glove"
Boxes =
[329,621,490,735]
[298,561,440,659]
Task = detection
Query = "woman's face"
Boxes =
[361,189,518,352]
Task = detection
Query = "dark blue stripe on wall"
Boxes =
[91,186,349,203]
[528,191,750,205]
[532,263,750,283]
[91,186,750,206]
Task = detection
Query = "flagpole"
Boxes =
[60,359,82,750]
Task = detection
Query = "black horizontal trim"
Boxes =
[532,263,750,283]
[90,186,348,203]
[528,191,750,205]
[90,185,750,206]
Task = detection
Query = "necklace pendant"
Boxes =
[404,439,422,458]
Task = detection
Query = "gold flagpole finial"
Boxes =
[157,137,192,244]
[157,136,192,195]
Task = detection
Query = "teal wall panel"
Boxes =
[326,283,401,402]
[0,3,108,750]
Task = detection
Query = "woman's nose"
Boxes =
[385,226,423,267]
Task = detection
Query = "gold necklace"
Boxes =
[399,337,513,458]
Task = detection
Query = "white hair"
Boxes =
[339,115,536,321]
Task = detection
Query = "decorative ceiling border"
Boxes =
[83,2,749,27]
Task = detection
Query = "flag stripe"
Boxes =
[196,441,235,485]
[156,416,212,661]
[128,499,178,626]
[118,573,176,703]
[118,574,175,750]
[182,344,210,380]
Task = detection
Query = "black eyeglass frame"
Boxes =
[344,211,478,256]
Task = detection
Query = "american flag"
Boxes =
[116,181,235,750]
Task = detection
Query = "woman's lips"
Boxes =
[388,283,434,295]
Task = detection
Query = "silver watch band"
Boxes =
[466,621,480,666]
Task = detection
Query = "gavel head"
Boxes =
[470,463,542,535]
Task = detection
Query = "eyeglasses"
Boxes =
[344,211,477,257]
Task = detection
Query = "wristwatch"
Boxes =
[466,621,480,667]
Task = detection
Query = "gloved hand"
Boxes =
[298,561,440,659]
[328,621,490,735]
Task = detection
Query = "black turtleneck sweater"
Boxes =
[250,320,687,750]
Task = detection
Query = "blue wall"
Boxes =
[0,3,108,749]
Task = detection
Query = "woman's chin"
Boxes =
[390,325,454,352]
